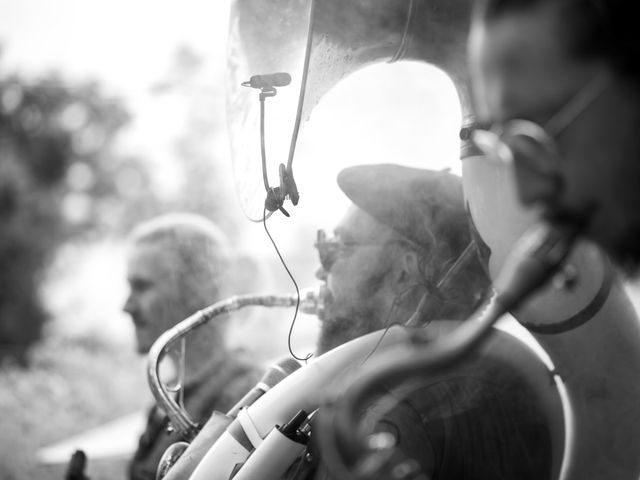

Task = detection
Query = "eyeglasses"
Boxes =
[314,229,387,272]
[472,70,612,164]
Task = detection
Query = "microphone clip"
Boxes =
[258,86,277,101]
[242,72,292,100]
[265,164,299,217]
[242,72,299,218]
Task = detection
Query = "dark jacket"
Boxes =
[288,353,553,480]
[128,353,262,480]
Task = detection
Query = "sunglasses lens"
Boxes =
[315,230,338,271]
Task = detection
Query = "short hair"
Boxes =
[129,213,231,307]
[476,0,640,81]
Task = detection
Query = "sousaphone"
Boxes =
[156,1,640,478]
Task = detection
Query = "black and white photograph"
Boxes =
[1,1,639,479]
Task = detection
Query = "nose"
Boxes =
[123,293,136,316]
[315,266,328,281]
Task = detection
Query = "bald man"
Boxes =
[123,213,262,480]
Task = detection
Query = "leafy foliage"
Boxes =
[0,70,150,362]
[0,336,149,479]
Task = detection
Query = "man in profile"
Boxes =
[466,3,640,478]
[123,212,261,480]
[467,0,640,276]
[314,164,489,354]
[304,164,552,479]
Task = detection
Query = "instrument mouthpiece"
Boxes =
[298,286,326,317]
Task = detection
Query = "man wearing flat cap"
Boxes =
[314,163,489,354]
[308,164,553,480]
[163,165,554,479]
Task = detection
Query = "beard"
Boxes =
[316,267,391,355]
[315,307,380,355]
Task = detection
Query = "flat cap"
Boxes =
[337,163,489,321]
[337,164,470,260]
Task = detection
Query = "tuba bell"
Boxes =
[227,0,474,222]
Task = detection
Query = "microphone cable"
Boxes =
[360,282,424,366]
[253,71,311,362]
[262,207,313,363]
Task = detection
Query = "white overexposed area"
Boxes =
[0,0,464,346]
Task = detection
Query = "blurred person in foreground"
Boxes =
[468,0,640,276]
[468,5,640,477]
[123,212,262,480]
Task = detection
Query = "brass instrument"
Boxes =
[227,0,475,222]
[147,289,322,442]
[226,0,640,477]
[316,222,578,479]
[152,0,640,478]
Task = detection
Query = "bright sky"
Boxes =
[0,0,462,225]
[0,0,463,343]
[0,0,228,90]
[0,0,233,201]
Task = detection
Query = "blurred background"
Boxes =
[2,1,638,479]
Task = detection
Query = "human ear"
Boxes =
[391,250,422,294]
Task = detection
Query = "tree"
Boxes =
[0,67,150,363]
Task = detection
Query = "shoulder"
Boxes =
[186,352,264,419]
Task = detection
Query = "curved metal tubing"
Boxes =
[147,291,319,441]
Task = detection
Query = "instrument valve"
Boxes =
[279,409,310,445]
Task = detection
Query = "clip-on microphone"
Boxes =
[242,72,299,218]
